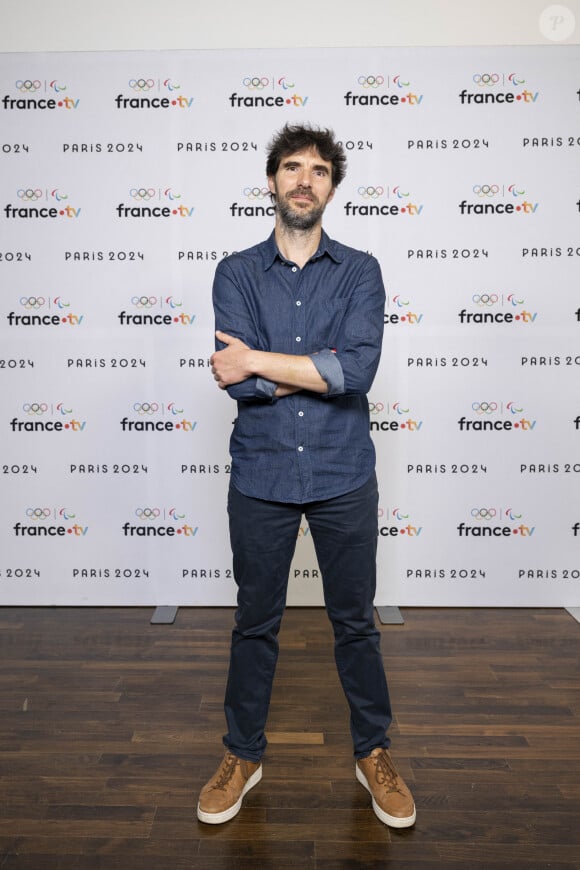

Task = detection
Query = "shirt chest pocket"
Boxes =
[310,301,347,350]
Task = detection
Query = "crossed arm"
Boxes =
[210,330,328,397]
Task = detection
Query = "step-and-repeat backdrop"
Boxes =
[1,45,579,607]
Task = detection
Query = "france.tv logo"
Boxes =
[2,79,79,110]
[385,294,424,325]
[344,74,423,107]
[378,507,423,537]
[457,507,535,537]
[369,400,423,432]
[115,78,194,109]
[458,292,538,325]
[116,188,194,219]
[7,296,85,327]
[10,402,86,433]
[458,401,536,432]
[120,402,197,433]
[459,72,539,105]
[344,185,423,217]
[229,75,308,108]
[118,296,195,326]
[459,184,538,216]
[13,507,88,537]
[4,188,81,220]
[122,506,198,537]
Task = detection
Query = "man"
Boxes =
[199,123,415,829]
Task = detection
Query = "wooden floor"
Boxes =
[0,606,579,870]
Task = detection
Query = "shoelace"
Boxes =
[373,751,405,795]
[212,753,239,791]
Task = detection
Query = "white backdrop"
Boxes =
[1,45,579,606]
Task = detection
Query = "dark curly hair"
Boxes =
[266,123,347,188]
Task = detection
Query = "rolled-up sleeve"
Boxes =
[320,257,385,397]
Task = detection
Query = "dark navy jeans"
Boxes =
[223,472,393,761]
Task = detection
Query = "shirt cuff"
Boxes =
[309,348,344,397]
[255,376,278,400]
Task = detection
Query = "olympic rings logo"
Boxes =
[358,186,384,199]
[129,78,155,91]
[15,79,41,92]
[472,73,500,86]
[131,296,159,308]
[243,187,270,200]
[472,402,498,415]
[473,184,500,198]
[368,402,384,414]
[22,403,48,415]
[357,75,385,88]
[472,293,498,306]
[20,297,46,309]
[26,508,51,519]
[130,188,156,201]
[135,508,160,519]
[133,402,159,415]
[242,76,270,90]
[471,508,496,519]
[17,188,43,201]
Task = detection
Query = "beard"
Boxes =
[276,189,326,231]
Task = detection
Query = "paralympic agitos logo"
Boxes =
[2,79,79,111]
[4,188,81,220]
[379,507,423,538]
[459,71,539,106]
[385,294,424,325]
[116,188,194,219]
[114,78,194,109]
[344,74,423,107]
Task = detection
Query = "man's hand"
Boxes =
[210,330,253,389]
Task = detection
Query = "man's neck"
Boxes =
[274,221,323,269]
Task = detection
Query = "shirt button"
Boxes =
[298,411,304,417]
[291,266,298,272]
[295,336,301,342]
[297,446,304,452]
[296,300,301,306]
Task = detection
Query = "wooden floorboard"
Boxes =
[0,606,579,869]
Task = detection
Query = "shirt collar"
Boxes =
[262,229,344,271]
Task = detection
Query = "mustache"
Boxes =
[287,187,316,201]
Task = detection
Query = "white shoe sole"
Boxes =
[356,764,416,828]
[197,764,262,824]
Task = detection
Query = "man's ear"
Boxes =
[267,176,276,196]
[327,187,336,203]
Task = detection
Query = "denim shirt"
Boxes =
[212,230,385,503]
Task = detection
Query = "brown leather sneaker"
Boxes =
[197,751,262,824]
[356,747,416,828]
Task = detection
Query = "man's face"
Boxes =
[268,147,335,231]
